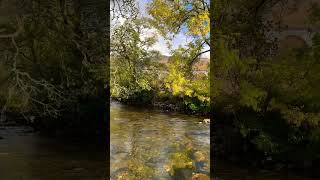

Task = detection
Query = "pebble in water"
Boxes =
[191,173,210,180]
[194,151,206,162]
[198,119,210,124]
[203,119,210,124]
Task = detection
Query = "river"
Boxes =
[0,102,317,179]
[110,101,210,179]
[0,126,106,180]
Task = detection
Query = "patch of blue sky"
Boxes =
[186,3,193,10]
[138,0,210,58]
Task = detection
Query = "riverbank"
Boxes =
[111,95,210,117]
[212,120,320,179]
[0,95,108,140]
[214,159,318,180]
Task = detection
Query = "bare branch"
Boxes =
[0,16,23,38]
[190,49,210,65]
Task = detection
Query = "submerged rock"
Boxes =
[195,161,206,173]
[185,141,194,151]
[199,119,210,124]
[173,168,193,179]
[194,151,206,162]
[165,152,194,176]
[203,119,210,124]
[191,173,210,180]
[116,170,129,180]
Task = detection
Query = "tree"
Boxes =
[146,0,210,65]
[110,0,138,20]
[110,18,162,101]
[211,0,320,164]
[0,0,108,136]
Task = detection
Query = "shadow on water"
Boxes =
[0,126,106,180]
[213,160,318,180]
[1,102,315,179]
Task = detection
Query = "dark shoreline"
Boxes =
[1,124,317,179]
[111,97,210,118]
[212,123,320,179]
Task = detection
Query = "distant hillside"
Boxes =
[157,55,209,72]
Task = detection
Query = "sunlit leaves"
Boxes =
[164,48,209,104]
[147,0,187,37]
[240,81,267,112]
[187,11,210,36]
[147,0,210,39]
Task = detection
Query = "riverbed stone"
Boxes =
[186,142,193,151]
[191,173,210,180]
[116,171,129,180]
[194,151,206,162]
[203,119,210,124]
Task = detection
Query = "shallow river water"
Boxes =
[110,102,317,180]
[110,101,210,179]
[0,102,317,179]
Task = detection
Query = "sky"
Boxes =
[138,0,210,58]
[111,0,210,58]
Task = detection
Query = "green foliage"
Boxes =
[147,0,210,39]
[110,19,162,100]
[240,81,267,112]
[251,132,279,154]
[211,0,320,164]
[0,0,107,137]
[213,37,320,159]
[110,16,209,114]
[163,47,210,111]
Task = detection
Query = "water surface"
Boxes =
[0,126,106,180]
[0,102,316,179]
[110,101,210,179]
[110,101,316,180]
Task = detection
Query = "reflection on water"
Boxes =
[214,161,318,180]
[110,101,210,179]
[0,126,106,180]
[2,102,313,179]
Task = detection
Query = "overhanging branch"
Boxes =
[190,49,210,65]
